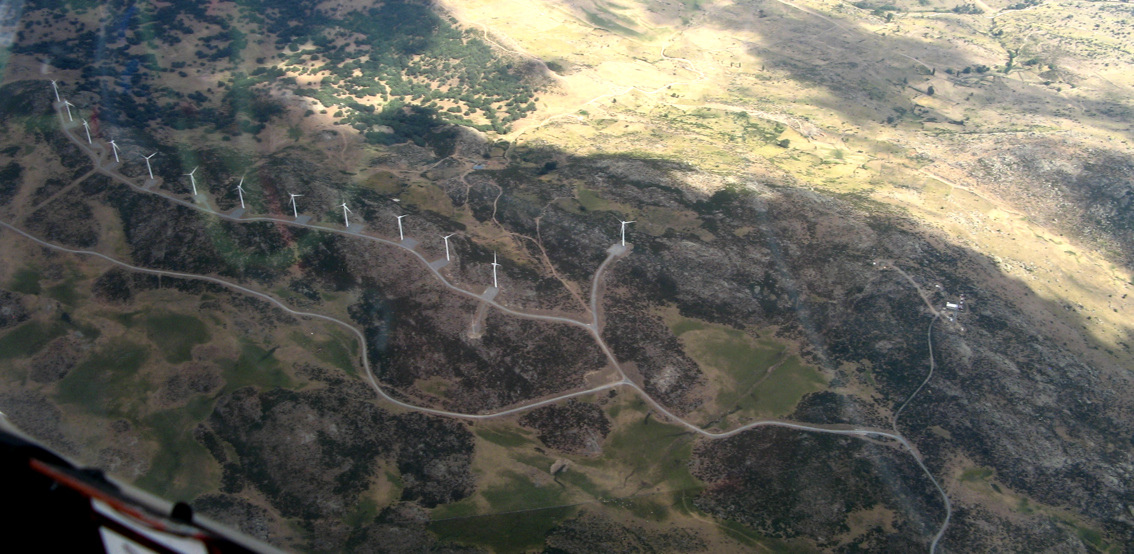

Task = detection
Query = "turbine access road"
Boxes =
[0,99,953,552]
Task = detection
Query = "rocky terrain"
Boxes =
[518,399,611,456]
[1,0,1133,552]
[693,427,944,550]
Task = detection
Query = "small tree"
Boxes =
[927,85,935,96]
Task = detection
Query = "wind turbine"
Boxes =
[81,119,92,144]
[109,139,120,163]
[141,152,156,179]
[185,166,199,196]
[62,99,74,122]
[491,252,501,289]
[235,176,246,209]
[442,233,455,261]
[619,220,635,247]
[340,201,353,227]
[396,214,407,241]
[288,193,303,219]
[50,80,60,103]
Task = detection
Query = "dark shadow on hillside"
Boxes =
[462,143,1134,550]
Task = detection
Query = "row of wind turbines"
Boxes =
[50,80,636,294]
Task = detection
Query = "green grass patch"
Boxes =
[577,187,613,212]
[1015,497,1036,515]
[718,517,767,547]
[477,427,532,448]
[430,506,575,554]
[512,444,607,500]
[135,395,218,501]
[624,495,670,522]
[513,452,556,472]
[386,470,403,490]
[144,312,210,364]
[430,496,480,520]
[686,327,781,370]
[221,340,292,392]
[583,397,702,493]
[0,320,66,361]
[676,320,826,420]
[1076,525,1104,550]
[557,185,637,217]
[864,364,876,386]
[46,279,81,306]
[556,467,606,498]
[309,333,357,376]
[333,328,358,355]
[960,466,994,482]
[401,182,456,217]
[9,267,41,294]
[582,9,642,37]
[670,317,711,337]
[363,173,405,199]
[416,376,452,397]
[345,496,381,528]
[606,393,649,420]
[56,339,149,418]
[481,469,565,512]
[638,206,706,239]
[112,311,141,328]
[750,355,827,417]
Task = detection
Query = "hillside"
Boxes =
[1,0,1132,552]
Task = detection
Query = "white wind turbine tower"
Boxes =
[109,139,120,163]
[491,251,501,289]
[396,214,407,241]
[340,201,353,227]
[235,176,246,209]
[442,233,455,261]
[185,166,199,195]
[51,80,60,103]
[142,152,156,179]
[288,193,303,219]
[62,100,75,122]
[619,220,635,247]
[81,119,92,144]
